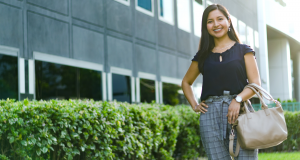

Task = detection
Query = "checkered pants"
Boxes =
[199,92,258,160]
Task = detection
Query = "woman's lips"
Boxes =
[213,28,222,33]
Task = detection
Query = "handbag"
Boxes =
[229,83,288,157]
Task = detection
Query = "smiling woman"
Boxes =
[181,3,261,160]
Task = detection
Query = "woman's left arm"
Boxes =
[227,52,261,124]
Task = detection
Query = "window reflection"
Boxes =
[112,73,131,103]
[162,82,184,106]
[35,60,102,100]
[0,54,18,100]
[140,78,155,103]
[137,0,152,11]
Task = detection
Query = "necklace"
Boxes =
[214,42,235,51]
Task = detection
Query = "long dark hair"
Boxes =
[196,4,240,73]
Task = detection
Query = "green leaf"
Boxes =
[80,146,85,152]
[36,149,41,156]
[21,140,27,146]
[51,137,57,142]
[67,142,72,147]
[41,147,48,153]
[73,149,80,155]
[9,137,14,143]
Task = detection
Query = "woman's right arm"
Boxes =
[181,61,208,113]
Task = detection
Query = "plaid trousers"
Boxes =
[199,91,258,160]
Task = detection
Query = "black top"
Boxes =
[191,42,255,101]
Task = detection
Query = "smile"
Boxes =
[213,28,222,32]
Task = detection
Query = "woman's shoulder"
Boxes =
[233,43,255,55]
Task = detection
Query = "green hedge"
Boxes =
[0,99,298,159]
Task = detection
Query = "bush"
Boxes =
[0,99,298,159]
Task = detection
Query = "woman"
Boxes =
[181,4,260,160]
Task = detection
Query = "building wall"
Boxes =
[0,0,260,103]
[268,38,293,100]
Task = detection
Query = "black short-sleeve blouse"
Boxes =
[191,42,255,101]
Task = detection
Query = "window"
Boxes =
[230,15,238,31]
[114,0,130,6]
[158,0,174,25]
[247,26,254,48]
[238,20,246,44]
[193,0,204,37]
[0,54,18,100]
[136,0,154,16]
[35,60,102,100]
[162,82,182,105]
[254,31,259,48]
[177,0,191,32]
[112,73,131,103]
[162,82,189,105]
[140,78,156,103]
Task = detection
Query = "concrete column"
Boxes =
[257,0,270,93]
[293,52,300,101]
[268,38,292,101]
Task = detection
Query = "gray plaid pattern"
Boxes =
[199,92,258,160]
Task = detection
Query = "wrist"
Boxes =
[234,95,243,103]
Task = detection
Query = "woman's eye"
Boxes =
[219,18,223,20]
[207,21,212,23]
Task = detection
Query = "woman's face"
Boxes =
[206,9,230,38]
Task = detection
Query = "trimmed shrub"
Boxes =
[0,99,298,159]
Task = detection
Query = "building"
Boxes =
[0,0,299,104]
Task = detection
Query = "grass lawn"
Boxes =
[258,152,300,160]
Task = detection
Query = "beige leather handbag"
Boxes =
[229,83,288,157]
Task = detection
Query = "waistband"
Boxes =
[205,94,237,102]
[204,90,237,103]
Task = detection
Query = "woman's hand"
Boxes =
[227,99,240,124]
[193,101,208,113]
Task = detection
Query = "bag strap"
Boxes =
[229,127,240,157]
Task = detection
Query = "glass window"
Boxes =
[247,26,254,48]
[137,0,152,12]
[238,20,246,44]
[254,31,259,48]
[158,0,174,25]
[0,54,18,100]
[177,0,191,32]
[35,60,102,100]
[193,0,204,37]
[112,73,131,103]
[162,82,183,106]
[140,78,155,103]
[230,15,238,31]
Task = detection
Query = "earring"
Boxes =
[229,27,231,31]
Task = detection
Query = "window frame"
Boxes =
[108,66,135,103]
[158,0,174,25]
[160,76,182,104]
[33,51,105,100]
[135,0,155,17]
[0,45,20,100]
[114,0,130,6]
[137,72,158,103]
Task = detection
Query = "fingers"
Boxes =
[194,102,208,113]
[227,110,240,124]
